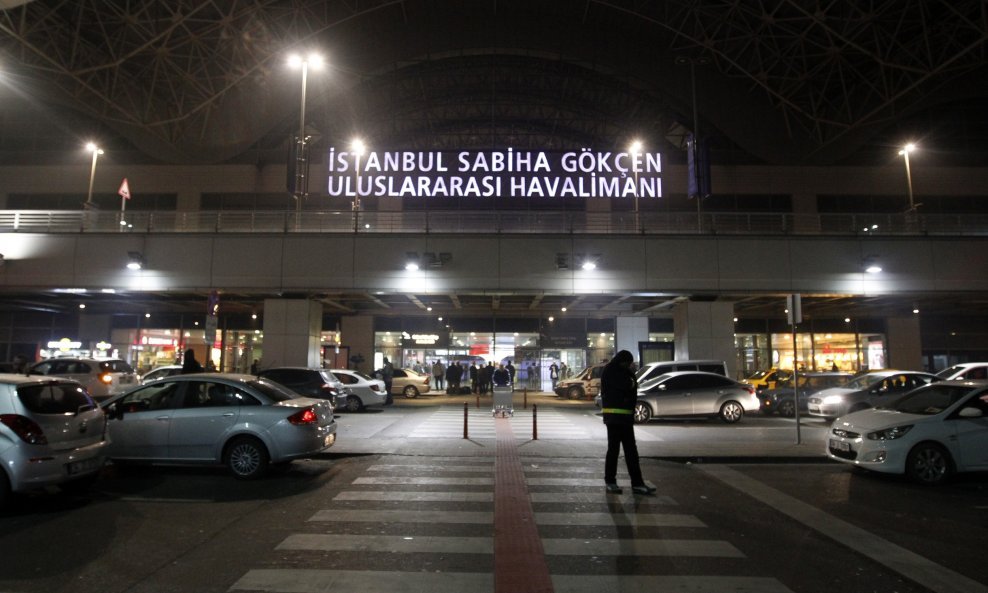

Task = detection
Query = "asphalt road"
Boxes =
[1,402,986,593]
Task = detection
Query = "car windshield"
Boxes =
[247,378,298,402]
[935,365,966,378]
[891,385,978,415]
[842,374,886,390]
[746,370,770,380]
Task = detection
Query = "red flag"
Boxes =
[118,178,131,200]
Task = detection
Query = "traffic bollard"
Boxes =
[523,387,528,409]
[463,402,468,439]
[533,404,538,440]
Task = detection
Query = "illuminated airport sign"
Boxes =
[326,149,661,199]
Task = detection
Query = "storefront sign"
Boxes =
[48,338,82,351]
[326,149,662,199]
[400,331,449,348]
[141,336,178,347]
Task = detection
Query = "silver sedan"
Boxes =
[330,369,389,411]
[634,371,759,424]
[102,373,336,479]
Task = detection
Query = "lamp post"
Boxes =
[287,53,323,217]
[351,138,366,232]
[898,143,918,213]
[84,142,103,209]
[629,139,643,230]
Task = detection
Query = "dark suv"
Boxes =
[256,367,348,409]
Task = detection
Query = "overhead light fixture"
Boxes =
[127,251,145,270]
[863,256,882,274]
[404,252,420,271]
[581,259,597,271]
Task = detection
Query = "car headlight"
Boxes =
[822,395,844,404]
[866,425,913,440]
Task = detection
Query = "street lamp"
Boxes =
[897,143,919,213]
[287,53,324,212]
[84,142,103,209]
[351,137,366,231]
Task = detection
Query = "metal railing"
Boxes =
[1,209,986,236]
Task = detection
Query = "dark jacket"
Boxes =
[493,368,509,386]
[600,359,637,425]
[445,364,460,384]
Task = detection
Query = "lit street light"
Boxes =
[287,52,324,214]
[898,143,919,213]
[84,142,103,209]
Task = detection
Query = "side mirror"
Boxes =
[958,407,984,419]
[105,403,123,420]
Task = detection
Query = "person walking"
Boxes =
[432,360,445,391]
[549,361,560,390]
[181,348,204,374]
[470,362,480,393]
[381,357,395,398]
[505,361,516,387]
[600,350,656,495]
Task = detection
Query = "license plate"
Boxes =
[830,439,850,452]
[66,457,101,476]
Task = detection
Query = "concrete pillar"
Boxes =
[261,299,323,367]
[341,315,375,374]
[673,301,737,378]
[886,316,922,370]
[616,316,649,365]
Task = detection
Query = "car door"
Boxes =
[167,380,244,461]
[689,375,739,414]
[106,381,181,460]
[951,391,988,470]
[648,375,696,416]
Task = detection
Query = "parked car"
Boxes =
[555,364,605,399]
[760,371,854,417]
[390,368,432,398]
[636,359,728,384]
[936,362,988,381]
[745,367,792,393]
[0,375,108,507]
[27,357,138,401]
[827,380,988,485]
[807,370,939,419]
[141,364,183,384]
[631,371,759,424]
[330,369,389,411]
[256,367,348,409]
[101,373,336,479]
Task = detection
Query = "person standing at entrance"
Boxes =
[470,362,480,393]
[181,348,204,374]
[549,361,560,390]
[382,357,395,398]
[432,360,445,391]
[600,350,656,495]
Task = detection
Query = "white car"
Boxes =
[0,375,108,506]
[141,364,183,384]
[827,380,988,485]
[27,357,138,401]
[330,369,389,411]
[936,362,988,381]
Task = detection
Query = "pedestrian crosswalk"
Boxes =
[228,457,796,593]
[407,405,593,439]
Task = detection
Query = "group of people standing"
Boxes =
[428,359,516,394]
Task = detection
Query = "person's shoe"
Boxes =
[632,484,657,495]
[605,483,622,494]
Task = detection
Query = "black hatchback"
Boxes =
[256,367,348,409]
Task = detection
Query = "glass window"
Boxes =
[100,360,135,373]
[17,383,95,414]
[118,382,182,411]
[182,381,248,408]
[246,379,294,402]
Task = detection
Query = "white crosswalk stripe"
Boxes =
[227,458,796,593]
[407,406,589,439]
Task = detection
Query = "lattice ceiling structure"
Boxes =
[1,0,987,167]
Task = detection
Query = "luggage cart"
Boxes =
[492,384,513,417]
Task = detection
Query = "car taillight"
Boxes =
[100,373,113,385]
[320,384,339,395]
[287,407,319,425]
[423,377,430,385]
[0,414,48,445]
[744,385,755,394]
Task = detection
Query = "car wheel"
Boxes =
[777,399,796,418]
[906,442,953,486]
[567,385,584,400]
[633,402,651,424]
[345,395,364,412]
[403,385,419,399]
[719,401,744,423]
[225,436,270,480]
